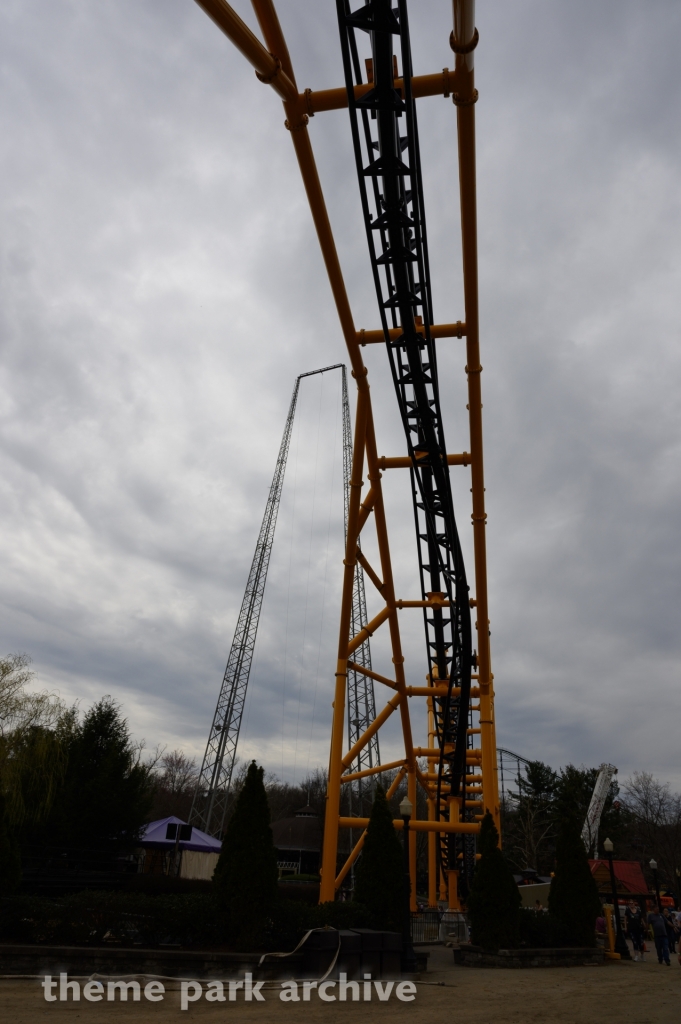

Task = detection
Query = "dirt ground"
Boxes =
[1,945,678,1024]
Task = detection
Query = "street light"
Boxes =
[649,858,661,911]
[603,838,631,960]
[399,796,417,974]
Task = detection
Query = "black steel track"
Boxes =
[336,0,474,889]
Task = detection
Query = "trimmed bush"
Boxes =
[0,891,227,947]
[467,812,521,951]
[0,892,370,952]
[0,793,21,896]
[266,899,370,950]
[548,815,601,947]
[212,761,278,950]
[353,786,404,931]
[518,908,570,948]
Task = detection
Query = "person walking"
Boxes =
[596,912,607,947]
[647,905,671,966]
[663,908,676,953]
[626,903,645,962]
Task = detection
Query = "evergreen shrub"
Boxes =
[517,908,569,948]
[0,892,370,951]
[0,793,22,896]
[548,815,601,947]
[0,891,226,947]
[212,761,279,949]
[467,811,521,951]
[353,786,404,931]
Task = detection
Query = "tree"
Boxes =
[213,761,278,949]
[548,814,601,947]
[504,760,558,872]
[0,654,63,735]
[353,786,403,931]
[467,811,521,950]
[0,790,22,895]
[622,772,681,889]
[503,761,625,873]
[0,654,69,889]
[149,750,199,821]
[34,697,154,853]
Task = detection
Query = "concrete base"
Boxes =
[453,943,605,968]
[0,944,302,979]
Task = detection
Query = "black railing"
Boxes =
[411,909,468,944]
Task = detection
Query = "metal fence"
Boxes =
[411,909,468,944]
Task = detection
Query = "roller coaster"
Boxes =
[189,0,498,909]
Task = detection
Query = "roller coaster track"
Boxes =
[337,0,473,887]
[188,0,500,909]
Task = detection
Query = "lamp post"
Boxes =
[399,796,418,974]
[603,838,630,959]
[650,858,661,911]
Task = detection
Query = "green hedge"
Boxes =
[0,892,226,948]
[518,908,571,948]
[0,893,370,951]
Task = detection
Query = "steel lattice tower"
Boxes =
[342,365,379,813]
[190,363,377,837]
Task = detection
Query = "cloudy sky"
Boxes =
[2,1,680,791]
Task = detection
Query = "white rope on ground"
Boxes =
[259,926,341,983]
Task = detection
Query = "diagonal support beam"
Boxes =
[341,692,402,770]
[193,0,297,101]
[334,766,407,890]
[356,486,376,534]
[341,758,406,784]
[347,604,391,656]
[347,660,397,691]
[355,547,384,595]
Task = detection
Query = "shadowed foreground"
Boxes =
[1,945,678,1023]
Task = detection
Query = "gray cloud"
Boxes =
[1,1,680,789]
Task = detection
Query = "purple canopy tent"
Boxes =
[140,816,222,854]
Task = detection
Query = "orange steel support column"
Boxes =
[452,0,500,829]
[321,386,369,900]
[427,688,437,907]
[448,796,462,910]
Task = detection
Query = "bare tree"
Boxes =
[158,750,199,795]
[0,654,64,736]
[622,772,681,887]
[148,749,199,822]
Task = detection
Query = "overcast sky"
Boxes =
[1,1,680,792]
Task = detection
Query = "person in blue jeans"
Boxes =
[625,904,645,961]
[647,906,671,965]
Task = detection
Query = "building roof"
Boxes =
[140,816,222,854]
[589,859,648,894]
[271,806,322,853]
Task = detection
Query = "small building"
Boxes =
[513,868,552,886]
[137,816,221,881]
[588,859,648,896]
[271,805,322,877]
